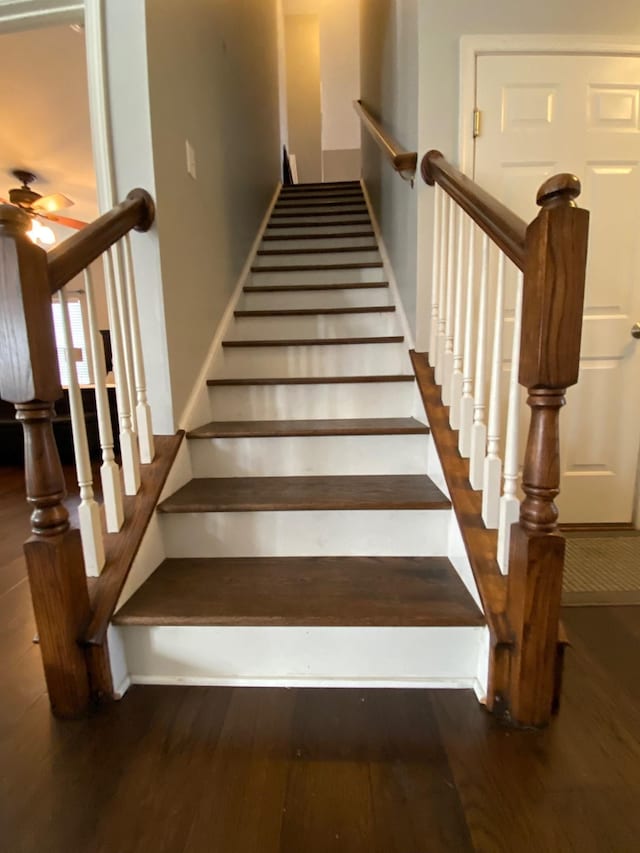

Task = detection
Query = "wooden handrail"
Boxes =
[48,189,155,294]
[422,150,527,268]
[354,100,417,180]
[421,150,589,727]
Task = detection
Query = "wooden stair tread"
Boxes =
[234,306,395,317]
[207,374,415,386]
[282,180,361,189]
[222,336,403,348]
[257,246,378,255]
[266,220,371,229]
[158,475,450,513]
[243,281,389,292]
[271,209,368,219]
[262,231,375,241]
[187,417,430,439]
[275,199,366,209]
[113,556,484,627]
[251,261,383,272]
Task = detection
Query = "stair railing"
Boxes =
[354,100,417,183]
[0,190,155,717]
[422,152,589,726]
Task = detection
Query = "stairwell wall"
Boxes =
[144,0,282,427]
[359,0,419,339]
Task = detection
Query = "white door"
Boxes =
[474,52,640,524]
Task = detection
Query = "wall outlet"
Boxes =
[185,139,197,179]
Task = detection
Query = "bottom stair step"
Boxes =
[114,557,485,627]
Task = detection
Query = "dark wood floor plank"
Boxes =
[187,416,428,438]
[113,556,484,627]
[158,475,451,513]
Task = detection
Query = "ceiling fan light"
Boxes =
[27,218,56,246]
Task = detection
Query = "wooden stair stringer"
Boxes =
[410,351,512,712]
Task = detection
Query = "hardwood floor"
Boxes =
[2,465,640,852]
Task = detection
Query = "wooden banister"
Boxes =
[354,100,417,180]
[48,188,155,294]
[422,150,527,268]
[0,189,156,717]
[421,154,590,727]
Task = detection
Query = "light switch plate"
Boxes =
[185,139,197,179]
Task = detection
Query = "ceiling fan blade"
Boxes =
[39,211,88,230]
[32,193,74,213]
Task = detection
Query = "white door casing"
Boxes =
[460,38,640,524]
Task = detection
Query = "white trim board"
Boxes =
[459,35,640,174]
[177,181,283,432]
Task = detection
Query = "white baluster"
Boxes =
[57,288,105,576]
[123,235,155,464]
[84,267,124,533]
[429,184,441,365]
[104,250,140,495]
[111,245,138,437]
[435,191,449,385]
[469,233,490,489]
[497,269,524,573]
[459,223,476,456]
[449,211,466,428]
[482,250,506,528]
[441,200,457,402]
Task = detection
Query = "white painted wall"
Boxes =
[283,0,360,153]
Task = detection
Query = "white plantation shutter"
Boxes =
[51,297,91,385]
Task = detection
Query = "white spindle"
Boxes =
[497,270,524,572]
[104,250,140,495]
[482,250,506,528]
[429,184,441,364]
[459,223,476,456]
[449,211,466,428]
[441,200,457,402]
[469,233,490,490]
[58,288,105,576]
[123,235,155,464]
[111,245,138,438]
[84,267,124,533]
[435,191,449,385]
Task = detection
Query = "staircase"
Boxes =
[112,181,487,691]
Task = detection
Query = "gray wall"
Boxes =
[360,0,418,338]
[145,0,281,425]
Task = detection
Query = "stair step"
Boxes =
[207,374,414,386]
[188,417,429,439]
[276,198,365,209]
[257,245,378,256]
[221,335,403,348]
[262,231,375,242]
[234,306,395,317]
[158,475,450,513]
[266,219,371,229]
[271,209,368,220]
[244,281,389,293]
[282,181,361,190]
[251,261,383,273]
[114,557,483,627]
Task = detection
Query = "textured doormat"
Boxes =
[563,536,640,606]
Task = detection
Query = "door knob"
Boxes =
[633,323,640,340]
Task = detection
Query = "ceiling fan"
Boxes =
[1,169,89,241]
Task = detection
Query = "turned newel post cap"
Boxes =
[126,188,156,232]
[0,203,31,237]
[421,150,444,186]
[536,173,581,209]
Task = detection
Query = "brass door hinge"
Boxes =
[473,108,481,138]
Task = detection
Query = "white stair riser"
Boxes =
[189,433,430,477]
[160,509,451,557]
[210,342,411,378]
[207,381,416,420]
[119,625,484,687]
[261,236,376,251]
[265,223,373,237]
[273,204,368,216]
[253,250,380,267]
[226,312,400,339]
[239,287,392,310]
[270,212,369,226]
[249,267,386,286]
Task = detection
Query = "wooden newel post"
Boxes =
[0,204,91,718]
[506,175,589,727]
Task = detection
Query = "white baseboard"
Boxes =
[130,675,478,689]
[177,181,283,432]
